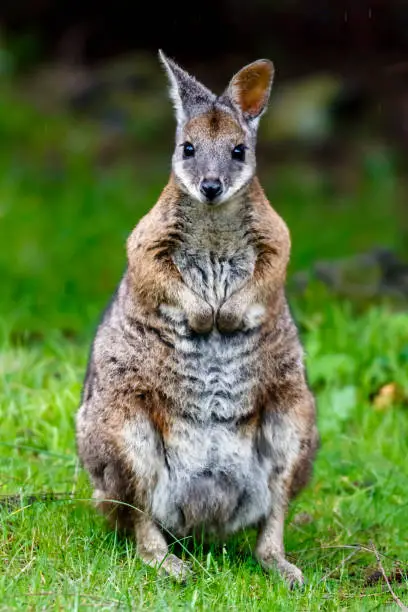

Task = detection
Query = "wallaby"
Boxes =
[76,51,318,587]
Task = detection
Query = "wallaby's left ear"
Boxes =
[159,50,215,125]
[226,59,274,122]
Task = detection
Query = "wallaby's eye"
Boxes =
[232,144,246,162]
[183,142,195,158]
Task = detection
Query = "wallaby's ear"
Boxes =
[158,50,215,124]
[226,59,274,122]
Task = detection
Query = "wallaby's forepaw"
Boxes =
[187,303,214,334]
[159,301,214,334]
[257,552,304,589]
[216,304,242,333]
[217,300,266,333]
[144,552,192,582]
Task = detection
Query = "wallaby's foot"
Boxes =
[142,552,192,581]
[256,508,304,589]
[257,552,304,589]
[277,559,304,589]
[135,516,192,582]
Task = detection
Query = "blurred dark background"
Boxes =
[2,0,408,64]
[1,0,408,337]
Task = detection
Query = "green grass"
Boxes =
[1,83,408,610]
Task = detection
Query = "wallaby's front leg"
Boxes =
[158,282,214,333]
[217,192,291,333]
[127,213,213,333]
[216,253,274,333]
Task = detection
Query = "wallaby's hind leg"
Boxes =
[94,488,191,581]
[135,514,192,581]
[255,395,318,588]
[255,505,304,588]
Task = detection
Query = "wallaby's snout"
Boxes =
[200,177,223,203]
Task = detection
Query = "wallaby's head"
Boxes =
[159,51,274,206]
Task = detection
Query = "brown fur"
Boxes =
[187,110,244,142]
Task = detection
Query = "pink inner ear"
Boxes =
[235,63,272,117]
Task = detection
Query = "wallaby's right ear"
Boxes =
[159,50,215,125]
[226,59,274,124]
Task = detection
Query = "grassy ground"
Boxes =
[1,84,408,610]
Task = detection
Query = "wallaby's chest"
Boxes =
[172,208,256,308]
[174,249,256,308]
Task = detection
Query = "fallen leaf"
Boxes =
[372,382,404,410]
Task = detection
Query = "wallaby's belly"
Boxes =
[151,417,272,536]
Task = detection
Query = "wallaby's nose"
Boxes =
[200,178,222,202]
